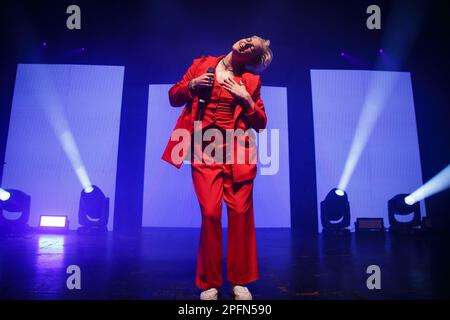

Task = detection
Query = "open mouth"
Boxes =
[239,42,246,52]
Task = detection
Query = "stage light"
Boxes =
[0,189,31,234]
[38,215,69,233]
[404,195,416,206]
[379,48,384,54]
[84,186,94,193]
[388,193,421,232]
[320,188,351,235]
[39,215,68,227]
[405,163,450,205]
[78,185,109,234]
[340,52,345,57]
[0,188,11,201]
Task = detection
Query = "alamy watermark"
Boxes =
[366,265,381,290]
[66,264,81,290]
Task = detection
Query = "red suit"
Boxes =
[162,55,267,289]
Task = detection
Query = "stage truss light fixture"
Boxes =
[0,188,31,234]
[388,194,421,232]
[78,185,109,234]
[320,188,351,235]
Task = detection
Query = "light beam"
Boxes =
[406,164,450,205]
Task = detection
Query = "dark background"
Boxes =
[1,0,449,235]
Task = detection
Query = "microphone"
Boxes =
[198,67,215,107]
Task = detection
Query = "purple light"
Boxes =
[340,52,345,57]
[379,48,384,54]
[81,47,85,51]
[42,42,47,47]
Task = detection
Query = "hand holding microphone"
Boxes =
[190,67,215,108]
[189,68,215,90]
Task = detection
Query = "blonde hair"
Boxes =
[246,36,273,74]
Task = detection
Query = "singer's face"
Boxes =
[232,36,263,64]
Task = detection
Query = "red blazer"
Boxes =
[162,55,267,182]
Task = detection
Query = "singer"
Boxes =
[162,36,273,300]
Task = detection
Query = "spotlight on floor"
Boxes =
[0,188,11,201]
[321,188,351,235]
[388,194,421,233]
[0,188,31,235]
[78,185,109,234]
[404,195,416,205]
[38,215,69,233]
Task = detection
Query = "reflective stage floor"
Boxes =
[1,228,449,300]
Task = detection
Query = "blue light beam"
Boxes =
[406,164,450,205]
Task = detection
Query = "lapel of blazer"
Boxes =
[233,72,258,122]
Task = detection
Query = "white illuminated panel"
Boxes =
[39,215,68,228]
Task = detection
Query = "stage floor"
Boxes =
[0,228,448,300]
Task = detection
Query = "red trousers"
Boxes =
[191,163,259,289]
